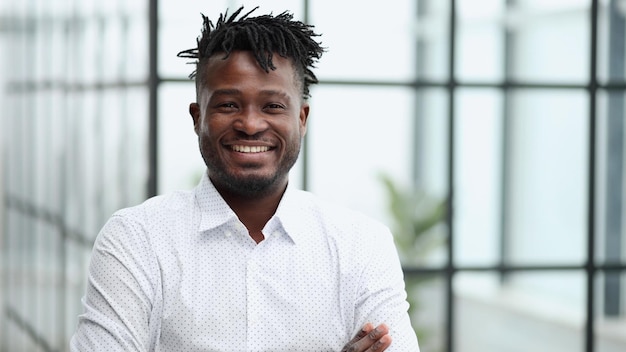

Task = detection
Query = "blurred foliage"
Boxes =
[378,173,447,265]
[379,173,447,349]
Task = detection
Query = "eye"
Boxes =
[214,102,238,111]
[264,103,286,112]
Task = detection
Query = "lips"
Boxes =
[230,145,271,153]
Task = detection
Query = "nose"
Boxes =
[233,108,269,135]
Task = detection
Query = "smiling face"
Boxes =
[189,51,309,199]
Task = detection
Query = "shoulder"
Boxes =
[289,189,393,243]
[112,189,196,226]
[95,189,197,249]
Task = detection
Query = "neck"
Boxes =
[212,177,287,243]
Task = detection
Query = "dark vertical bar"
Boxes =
[446,1,457,351]
[604,0,624,317]
[302,0,310,191]
[59,13,73,349]
[586,1,599,352]
[412,1,427,187]
[499,0,515,285]
[2,32,15,347]
[59,98,68,352]
[148,0,159,197]
[22,10,35,349]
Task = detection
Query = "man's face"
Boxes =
[189,51,309,198]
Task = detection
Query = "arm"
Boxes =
[351,228,420,352]
[70,215,159,352]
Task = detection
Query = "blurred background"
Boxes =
[1,0,625,351]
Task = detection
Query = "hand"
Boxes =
[341,323,392,352]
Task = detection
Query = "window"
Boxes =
[1,1,624,351]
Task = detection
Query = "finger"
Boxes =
[367,334,392,351]
[346,324,389,352]
[368,324,389,339]
[346,323,374,346]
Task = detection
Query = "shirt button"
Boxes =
[225,231,232,237]
[249,263,259,273]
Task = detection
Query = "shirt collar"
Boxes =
[195,172,239,232]
[272,182,310,245]
[194,172,310,244]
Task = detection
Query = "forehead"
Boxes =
[199,51,301,91]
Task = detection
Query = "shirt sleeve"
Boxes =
[70,214,160,352]
[353,227,421,352]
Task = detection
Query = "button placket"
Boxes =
[246,255,263,346]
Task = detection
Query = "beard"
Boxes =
[199,136,301,198]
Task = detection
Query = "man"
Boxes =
[71,7,419,352]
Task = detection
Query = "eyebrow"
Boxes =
[209,89,292,101]
[210,89,241,98]
[210,88,291,101]
[259,90,291,101]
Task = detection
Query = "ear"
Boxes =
[189,103,201,135]
[299,103,310,136]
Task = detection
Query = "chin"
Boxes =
[216,171,283,197]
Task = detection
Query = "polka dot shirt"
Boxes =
[70,172,420,352]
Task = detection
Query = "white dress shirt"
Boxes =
[70,172,420,352]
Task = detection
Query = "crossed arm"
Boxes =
[71,216,415,351]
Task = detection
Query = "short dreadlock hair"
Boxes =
[177,6,325,100]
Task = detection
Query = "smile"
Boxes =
[231,145,271,153]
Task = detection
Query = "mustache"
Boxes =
[225,132,275,143]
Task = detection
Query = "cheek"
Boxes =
[200,117,224,139]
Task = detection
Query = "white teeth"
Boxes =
[232,145,270,153]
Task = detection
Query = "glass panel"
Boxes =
[227,0,305,16]
[455,89,503,266]
[102,90,127,215]
[76,18,100,85]
[77,90,99,240]
[508,0,589,83]
[396,88,449,267]
[159,0,230,22]
[455,271,585,352]
[101,18,124,82]
[417,88,448,197]
[596,90,625,265]
[34,19,54,82]
[308,85,414,224]
[123,87,150,206]
[404,273,446,352]
[159,20,205,78]
[2,0,151,350]
[36,221,63,350]
[124,17,149,81]
[310,0,417,81]
[65,240,93,347]
[596,272,626,352]
[598,0,626,84]
[415,0,450,81]
[158,83,206,194]
[159,1,304,78]
[33,91,48,210]
[507,89,588,265]
[47,90,65,214]
[121,0,146,15]
[93,0,120,16]
[456,0,505,82]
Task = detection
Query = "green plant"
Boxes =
[378,173,446,265]
[378,173,447,348]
